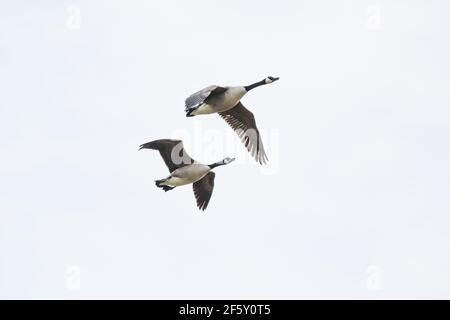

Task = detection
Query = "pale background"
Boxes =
[1,0,450,299]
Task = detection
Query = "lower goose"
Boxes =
[139,139,234,211]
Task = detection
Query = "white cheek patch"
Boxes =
[265,78,273,84]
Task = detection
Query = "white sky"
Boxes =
[1,0,450,299]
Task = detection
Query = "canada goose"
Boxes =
[184,76,279,164]
[139,139,235,211]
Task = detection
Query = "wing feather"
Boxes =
[192,172,215,211]
[139,139,195,173]
[219,103,268,164]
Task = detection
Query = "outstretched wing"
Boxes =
[185,85,228,111]
[193,172,215,211]
[219,102,268,164]
[139,139,195,173]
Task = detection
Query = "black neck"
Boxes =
[244,79,266,92]
[208,162,224,169]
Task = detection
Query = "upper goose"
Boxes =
[139,139,235,211]
[184,76,279,165]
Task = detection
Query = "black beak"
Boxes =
[270,76,280,82]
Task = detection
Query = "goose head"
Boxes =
[264,76,280,84]
[222,157,235,165]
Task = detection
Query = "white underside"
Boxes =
[160,164,211,186]
[191,103,218,115]
[160,176,194,187]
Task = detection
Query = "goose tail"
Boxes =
[155,179,175,192]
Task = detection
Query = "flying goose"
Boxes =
[139,139,235,211]
[184,76,279,164]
